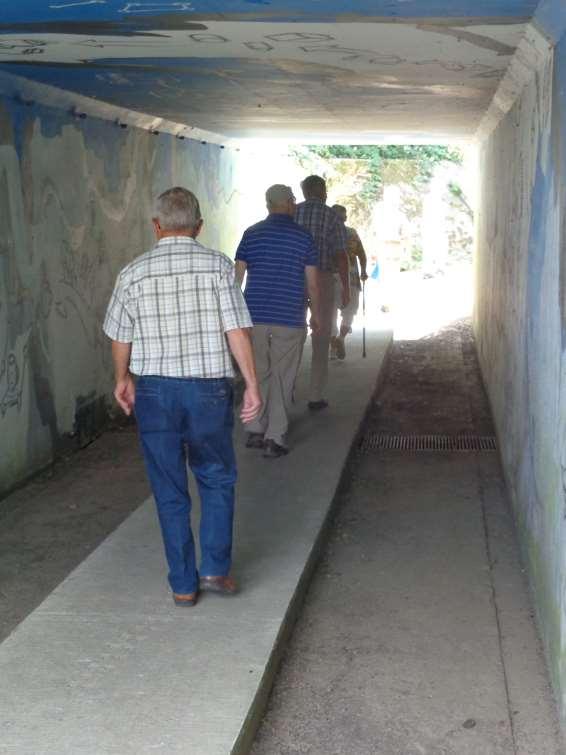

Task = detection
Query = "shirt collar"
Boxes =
[267,213,294,222]
[156,235,199,247]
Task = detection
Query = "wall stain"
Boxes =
[0,348,28,416]
[0,91,261,497]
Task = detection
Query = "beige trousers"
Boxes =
[247,323,305,446]
[309,271,336,402]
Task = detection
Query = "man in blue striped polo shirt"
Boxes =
[235,184,320,458]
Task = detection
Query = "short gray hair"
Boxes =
[266,184,294,208]
[154,187,201,231]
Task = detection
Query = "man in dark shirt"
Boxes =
[235,184,320,458]
[294,175,349,410]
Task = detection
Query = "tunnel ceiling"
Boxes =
[0,0,538,141]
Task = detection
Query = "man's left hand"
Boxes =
[240,383,262,423]
[360,271,368,282]
[114,374,136,416]
[309,315,321,335]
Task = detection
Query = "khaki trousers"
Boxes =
[309,271,336,402]
[247,323,305,446]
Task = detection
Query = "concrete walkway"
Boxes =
[0,331,391,755]
[251,322,563,755]
[253,451,563,754]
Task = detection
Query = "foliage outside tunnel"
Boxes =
[292,144,474,274]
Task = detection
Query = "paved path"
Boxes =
[0,331,390,755]
[252,321,563,755]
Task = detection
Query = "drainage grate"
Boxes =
[359,434,497,453]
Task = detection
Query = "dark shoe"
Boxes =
[308,400,329,411]
[246,432,265,449]
[199,575,238,595]
[172,591,198,607]
[263,439,289,458]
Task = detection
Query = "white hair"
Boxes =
[154,187,201,231]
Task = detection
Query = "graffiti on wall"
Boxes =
[0,95,252,494]
[0,21,514,139]
[0,23,517,75]
[0,344,29,418]
[474,24,566,724]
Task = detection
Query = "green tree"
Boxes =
[300,144,462,207]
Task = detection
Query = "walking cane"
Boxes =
[362,279,367,358]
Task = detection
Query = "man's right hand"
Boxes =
[114,374,136,416]
[240,384,262,423]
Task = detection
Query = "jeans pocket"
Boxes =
[135,387,160,399]
[136,376,160,395]
[134,390,171,433]
[200,380,233,406]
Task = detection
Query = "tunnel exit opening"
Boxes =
[266,141,478,341]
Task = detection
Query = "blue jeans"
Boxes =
[134,375,237,595]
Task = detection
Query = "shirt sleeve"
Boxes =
[217,262,253,332]
[328,213,348,259]
[335,217,347,252]
[234,231,249,262]
[305,234,319,267]
[102,273,134,343]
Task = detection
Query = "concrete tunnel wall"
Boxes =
[0,100,277,497]
[474,3,566,723]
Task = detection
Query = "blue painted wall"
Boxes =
[0,58,292,130]
[3,0,539,25]
[0,95,254,496]
[475,0,566,724]
[0,80,303,496]
[0,0,534,139]
[534,0,566,44]
[0,58,274,118]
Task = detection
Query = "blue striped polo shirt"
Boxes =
[235,213,318,328]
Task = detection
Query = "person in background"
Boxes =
[330,204,368,359]
[294,175,349,410]
[235,184,320,458]
[103,187,261,607]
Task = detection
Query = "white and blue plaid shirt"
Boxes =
[103,236,252,378]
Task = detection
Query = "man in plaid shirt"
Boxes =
[103,187,261,606]
[294,175,349,410]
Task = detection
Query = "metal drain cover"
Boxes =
[359,434,497,453]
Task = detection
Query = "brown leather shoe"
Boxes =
[172,591,198,607]
[199,575,238,595]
